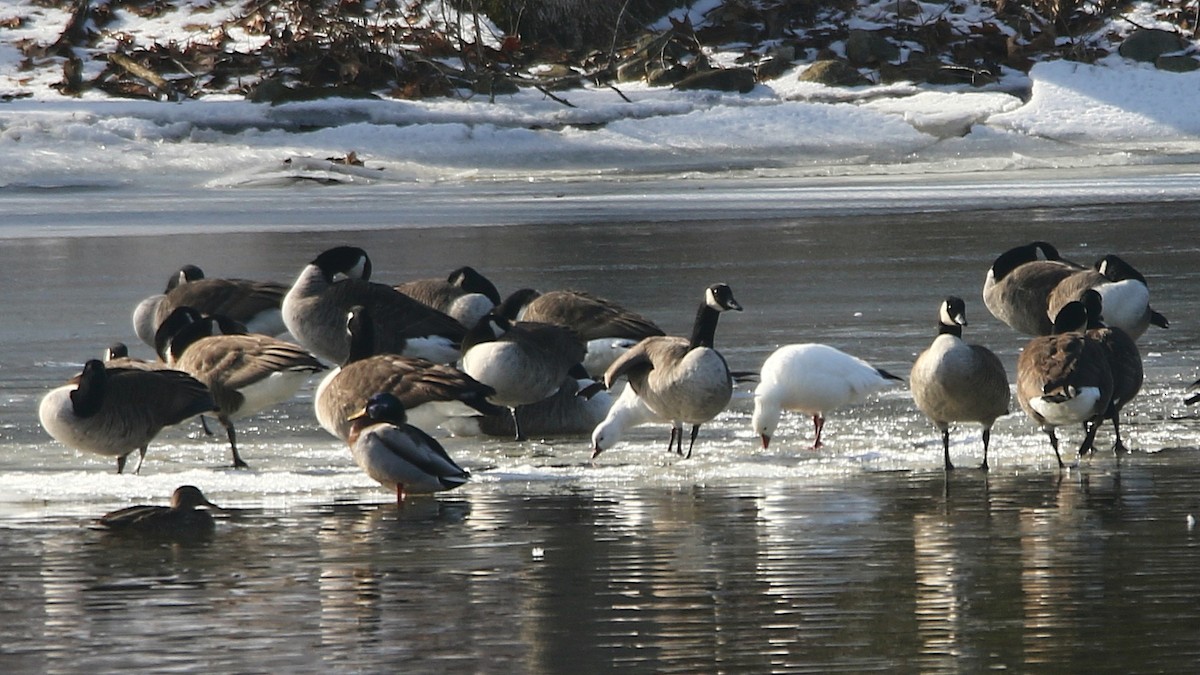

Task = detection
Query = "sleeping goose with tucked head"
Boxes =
[315,305,504,441]
[603,283,743,458]
[460,312,589,441]
[346,392,470,504]
[910,296,1010,471]
[753,343,902,452]
[281,246,466,365]
[1016,300,1114,468]
[133,264,287,348]
[983,241,1084,336]
[394,266,501,331]
[497,288,665,377]
[157,306,326,469]
[1047,254,1168,341]
[38,359,216,474]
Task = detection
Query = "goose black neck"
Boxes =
[690,302,722,349]
[937,322,963,337]
[70,361,106,418]
[345,311,376,365]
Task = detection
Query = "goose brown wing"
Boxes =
[524,290,664,340]
[164,278,285,322]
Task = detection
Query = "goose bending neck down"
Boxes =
[602,283,743,458]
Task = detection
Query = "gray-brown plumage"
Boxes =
[602,283,742,458]
[96,485,222,535]
[282,246,466,365]
[983,241,1084,336]
[1016,301,1114,468]
[38,360,217,474]
[393,266,501,329]
[1046,254,1167,340]
[315,305,504,441]
[1079,289,1143,454]
[910,296,1010,471]
[158,307,325,468]
[133,264,287,347]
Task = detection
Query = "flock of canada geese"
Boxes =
[36,241,1200,515]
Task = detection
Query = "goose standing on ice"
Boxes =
[460,312,588,441]
[753,343,902,451]
[157,307,326,468]
[590,383,671,459]
[1016,301,1114,467]
[603,283,743,458]
[315,305,504,441]
[1047,254,1168,341]
[1078,289,1143,454]
[394,266,502,331]
[38,359,217,474]
[346,392,470,504]
[497,288,665,377]
[983,241,1083,336]
[281,246,466,365]
[910,296,1010,471]
[133,264,287,347]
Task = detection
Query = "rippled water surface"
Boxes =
[2,175,1200,672]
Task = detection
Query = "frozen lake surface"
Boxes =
[1,170,1199,671]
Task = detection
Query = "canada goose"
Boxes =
[1079,289,1143,454]
[132,264,287,348]
[442,376,615,438]
[1047,254,1168,341]
[590,383,671,459]
[38,359,216,474]
[347,392,470,504]
[96,485,222,535]
[1016,301,1114,467]
[103,342,168,370]
[910,296,1010,471]
[753,343,902,451]
[281,246,466,365]
[603,283,743,458]
[394,266,501,330]
[315,305,504,441]
[460,313,589,441]
[983,241,1083,336]
[157,307,326,468]
[497,288,665,377]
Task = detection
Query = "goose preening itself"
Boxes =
[603,283,743,458]
[281,246,466,365]
[983,241,1084,336]
[1078,289,1144,454]
[590,383,671,459]
[753,343,902,451]
[157,307,326,468]
[1016,301,1114,468]
[394,266,502,330]
[909,297,1010,471]
[460,313,589,441]
[96,485,222,535]
[347,392,470,504]
[314,305,505,441]
[132,264,287,348]
[1047,254,1168,341]
[497,288,665,377]
[38,359,217,474]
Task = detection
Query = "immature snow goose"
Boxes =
[1078,289,1143,454]
[96,485,222,536]
[1016,301,1114,467]
[910,296,1010,471]
[497,288,665,377]
[38,359,216,474]
[603,283,743,458]
[281,246,466,365]
[133,264,287,348]
[983,241,1083,336]
[346,392,470,504]
[1047,254,1168,341]
[315,305,504,441]
[394,266,501,330]
[753,343,902,451]
[157,307,326,468]
[460,312,588,441]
